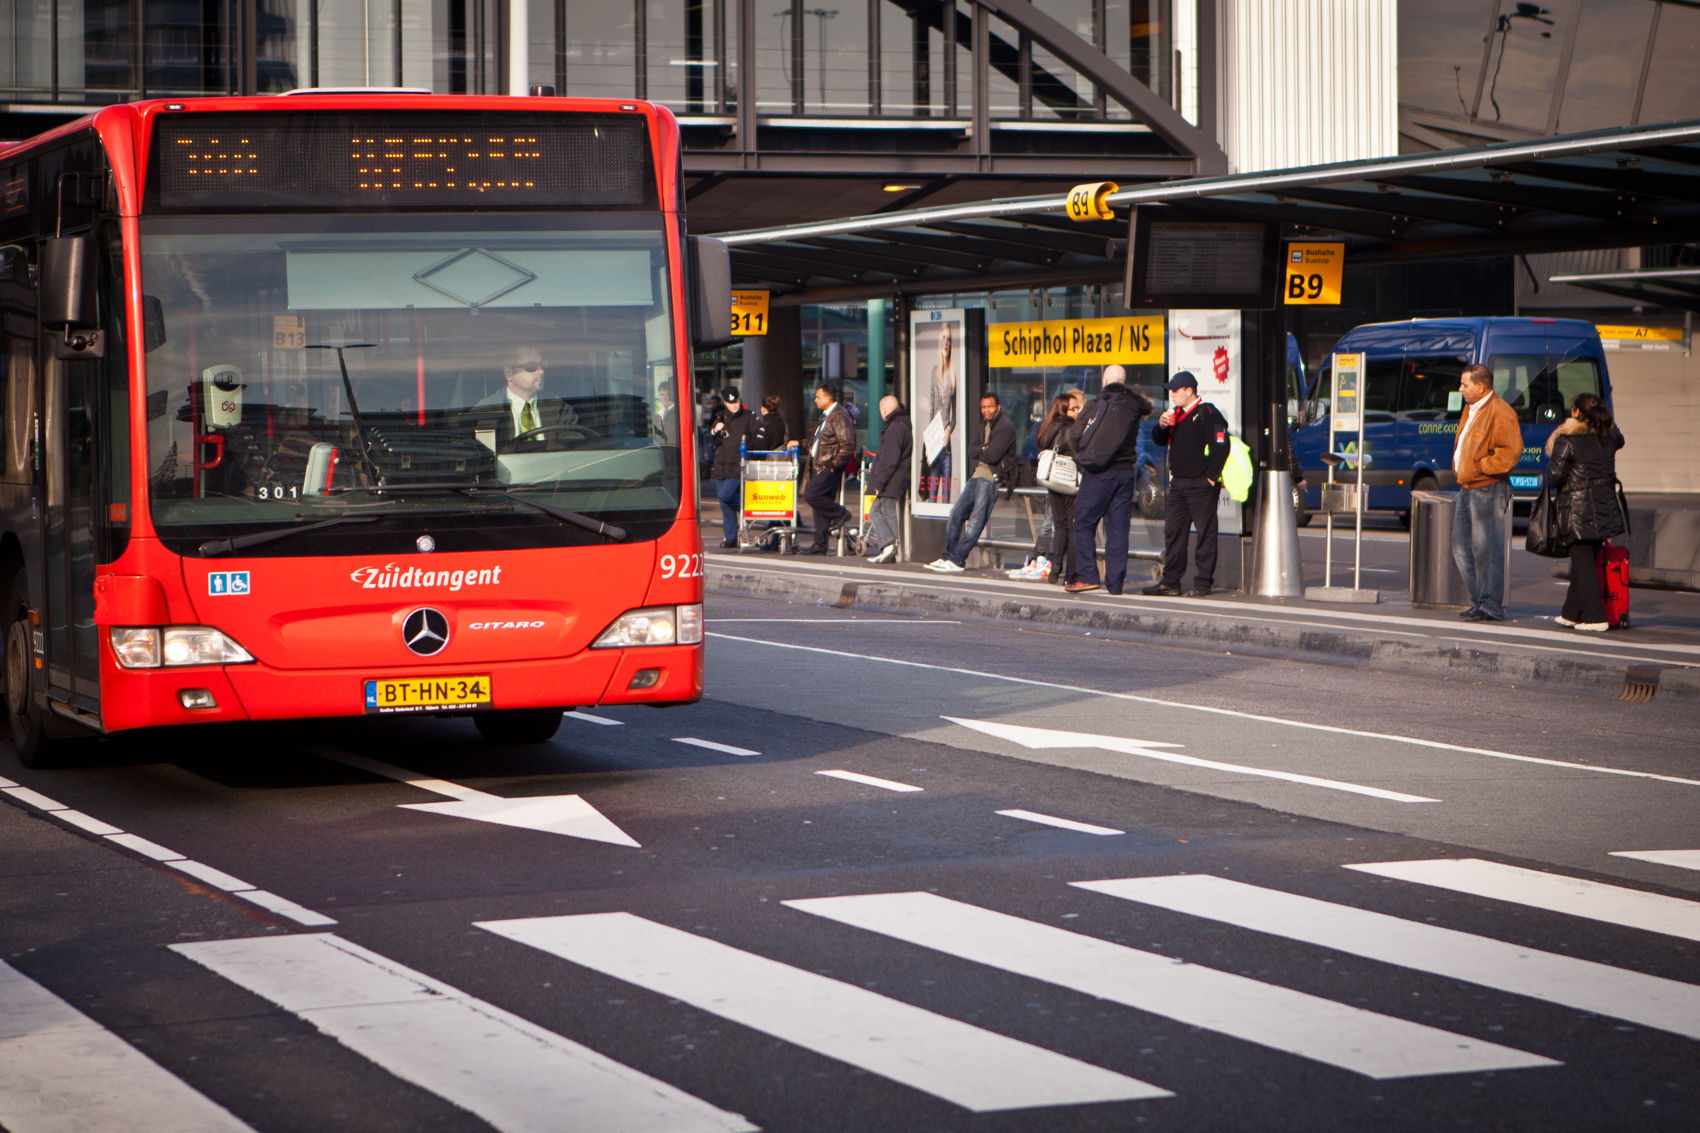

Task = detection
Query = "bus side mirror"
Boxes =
[688,236,735,351]
[41,235,106,359]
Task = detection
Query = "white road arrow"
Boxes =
[314,749,640,846]
[944,717,1438,804]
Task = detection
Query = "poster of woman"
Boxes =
[910,309,967,517]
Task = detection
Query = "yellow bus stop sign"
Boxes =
[1284,242,1345,305]
[731,289,770,335]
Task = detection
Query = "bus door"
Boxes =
[40,348,102,710]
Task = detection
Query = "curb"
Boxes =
[706,564,1700,705]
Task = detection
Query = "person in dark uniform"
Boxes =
[707,386,756,548]
[473,344,582,448]
[1144,371,1230,597]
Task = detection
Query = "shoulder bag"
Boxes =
[1524,482,1564,557]
[1036,449,1080,495]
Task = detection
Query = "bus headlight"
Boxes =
[592,604,703,648]
[109,627,255,669]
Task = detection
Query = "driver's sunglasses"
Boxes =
[510,362,544,372]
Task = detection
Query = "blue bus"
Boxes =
[1292,317,1612,525]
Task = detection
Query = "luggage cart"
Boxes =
[738,443,801,554]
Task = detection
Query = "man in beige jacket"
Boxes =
[1452,363,1523,621]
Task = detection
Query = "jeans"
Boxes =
[1160,477,1222,589]
[942,477,999,565]
[1453,478,1511,619]
[1071,467,1138,591]
[868,496,901,552]
[713,477,741,542]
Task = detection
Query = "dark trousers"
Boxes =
[1161,476,1221,588]
[1071,467,1137,593]
[803,465,849,549]
[1563,540,1605,624]
[1047,489,1077,583]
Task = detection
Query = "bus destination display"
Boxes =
[149,112,656,211]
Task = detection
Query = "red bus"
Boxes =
[0,93,730,767]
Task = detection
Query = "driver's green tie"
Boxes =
[520,401,538,433]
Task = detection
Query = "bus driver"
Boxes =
[477,344,582,446]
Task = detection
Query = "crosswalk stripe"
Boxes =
[478,911,1168,1111]
[1345,858,1700,943]
[784,892,1554,1080]
[0,961,252,1133]
[172,934,755,1133]
[1610,849,1700,873]
[1075,875,1700,1042]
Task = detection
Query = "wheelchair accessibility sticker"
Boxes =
[208,571,251,596]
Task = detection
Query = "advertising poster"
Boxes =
[1167,310,1244,536]
[909,308,969,519]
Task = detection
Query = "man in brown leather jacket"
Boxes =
[1452,363,1523,621]
[794,383,857,554]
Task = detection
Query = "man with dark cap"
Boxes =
[707,386,755,548]
[1145,370,1230,596]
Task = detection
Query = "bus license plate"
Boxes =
[1510,474,1539,490]
[364,675,492,714]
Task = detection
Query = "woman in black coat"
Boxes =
[1545,393,1626,631]
[1033,391,1084,584]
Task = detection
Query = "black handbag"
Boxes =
[1524,483,1564,557]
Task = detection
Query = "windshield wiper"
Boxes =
[199,514,384,557]
[325,482,628,541]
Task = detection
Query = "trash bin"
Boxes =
[1409,489,1512,609]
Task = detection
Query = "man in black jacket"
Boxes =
[864,395,911,563]
[707,386,755,548]
[1064,365,1149,595]
[1144,371,1230,597]
[925,392,1014,572]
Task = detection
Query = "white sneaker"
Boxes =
[929,559,965,573]
[1574,621,1609,633]
[1006,557,1042,580]
[1553,615,1576,627]
[923,558,951,572]
[866,544,897,564]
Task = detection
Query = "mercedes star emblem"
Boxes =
[402,607,451,656]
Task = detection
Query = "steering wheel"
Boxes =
[511,423,595,446]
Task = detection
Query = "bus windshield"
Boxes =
[139,212,683,555]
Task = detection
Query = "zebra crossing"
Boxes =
[6,855,1698,1131]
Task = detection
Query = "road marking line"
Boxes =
[816,769,923,792]
[1074,874,1700,1042]
[954,717,1438,804]
[0,961,253,1133]
[104,832,185,862]
[784,892,1553,1079]
[995,809,1124,836]
[672,737,761,757]
[1345,859,1700,944]
[171,859,258,893]
[479,911,1167,1110]
[1610,849,1700,872]
[53,809,123,836]
[173,934,754,1133]
[0,782,333,927]
[565,710,624,726]
[3,786,66,810]
[707,632,1700,789]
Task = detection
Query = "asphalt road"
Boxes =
[3,594,1699,1132]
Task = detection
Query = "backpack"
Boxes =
[1074,392,1142,473]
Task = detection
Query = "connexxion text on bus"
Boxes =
[0,92,733,766]
[1291,317,1612,524]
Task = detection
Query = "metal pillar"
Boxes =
[1251,307,1303,597]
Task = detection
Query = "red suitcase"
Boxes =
[1597,540,1630,629]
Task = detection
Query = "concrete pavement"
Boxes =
[702,532,1700,705]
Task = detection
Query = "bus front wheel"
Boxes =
[4,575,88,769]
[473,708,565,745]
